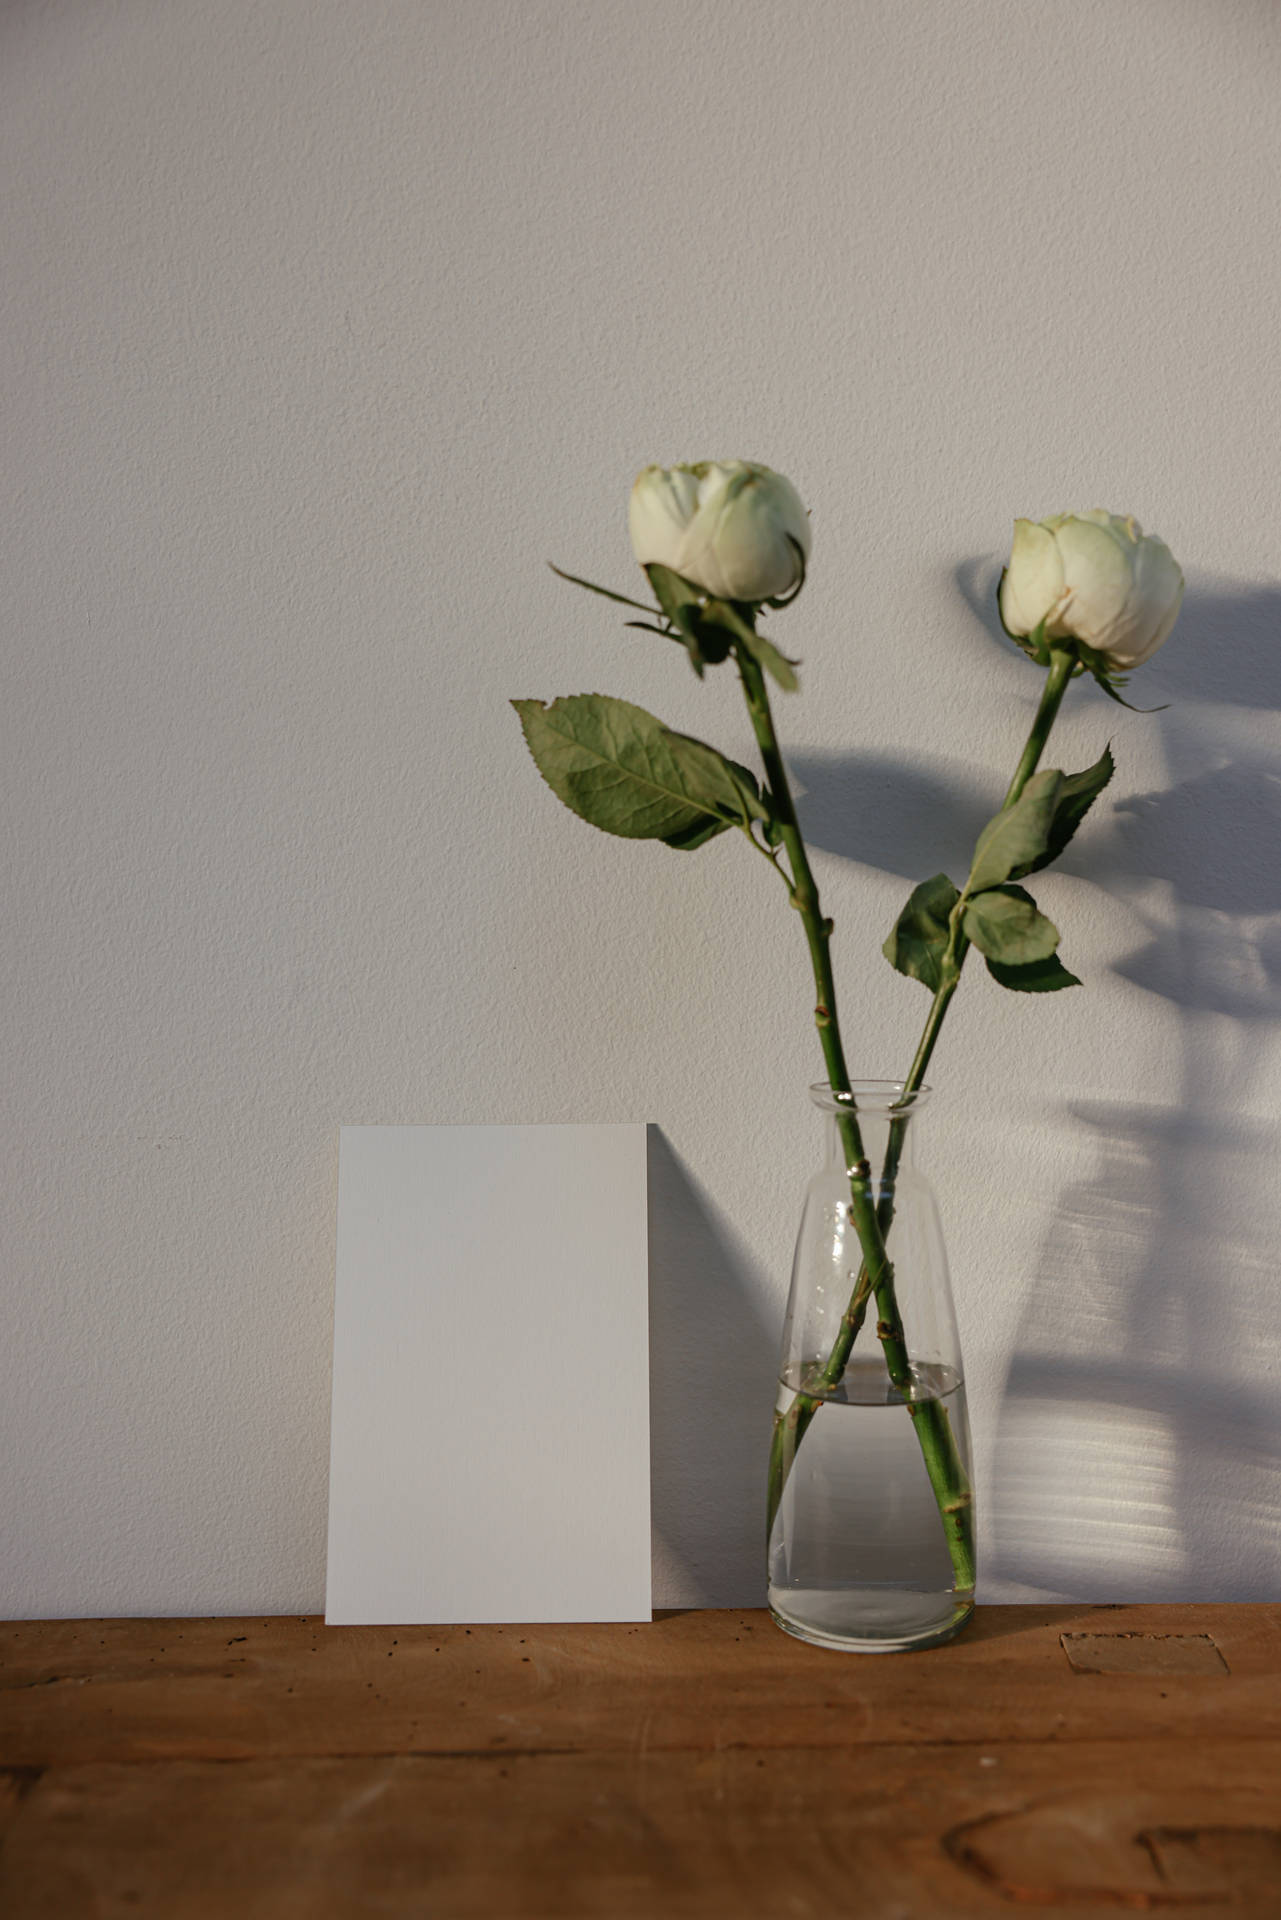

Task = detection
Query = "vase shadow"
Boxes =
[963,1601,1111,1644]
[985,1097,1281,1602]
[646,1126,778,1609]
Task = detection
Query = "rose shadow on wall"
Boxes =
[991,1099,1281,1600]
[646,1125,778,1608]
[997,729,1281,1599]
[790,567,1281,1601]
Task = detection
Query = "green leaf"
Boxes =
[967,770,1063,892]
[660,814,730,852]
[1023,745,1115,875]
[962,884,1061,966]
[663,733,767,828]
[883,873,961,991]
[548,563,655,614]
[985,953,1082,993]
[512,694,761,849]
[968,748,1115,895]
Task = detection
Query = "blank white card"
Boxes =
[325,1124,652,1624]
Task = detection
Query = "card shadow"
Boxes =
[646,1125,777,1610]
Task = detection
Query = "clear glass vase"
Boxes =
[766,1082,975,1653]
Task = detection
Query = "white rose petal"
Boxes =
[627,465,701,567]
[1000,509,1183,673]
[999,520,1066,638]
[629,460,810,605]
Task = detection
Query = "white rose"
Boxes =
[999,510,1184,671]
[628,460,811,604]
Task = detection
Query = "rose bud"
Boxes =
[629,460,811,605]
[999,510,1184,671]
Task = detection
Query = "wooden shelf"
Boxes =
[2,1605,1279,1914]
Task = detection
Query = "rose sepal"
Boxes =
[1073,641,1170,713]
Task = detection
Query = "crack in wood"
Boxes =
[945,1805,1212,1908]
[945,1805,1281,1907]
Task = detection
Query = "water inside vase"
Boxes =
[767,1356,974,1652]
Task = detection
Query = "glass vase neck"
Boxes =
[810,1080,931,1174]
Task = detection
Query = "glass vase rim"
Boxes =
[809,1079,933,1116]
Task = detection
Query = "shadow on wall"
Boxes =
[797,566,1281,1600]
[646,1126,777,1609]
[992,1101,1281,1600]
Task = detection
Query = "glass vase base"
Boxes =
[767,1585,975,1654]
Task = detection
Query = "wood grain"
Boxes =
[2,1742,1280,1917]
[1,1607,1279,1916]
[2,1606,1278,1767]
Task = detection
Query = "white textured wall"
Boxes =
[5,0,1281,1616]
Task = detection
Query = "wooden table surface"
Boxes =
[1,1604,1279,1916]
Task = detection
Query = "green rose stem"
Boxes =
[900,643,1078,1086]
[766,644,1078,1542]
[737,647,975,1593]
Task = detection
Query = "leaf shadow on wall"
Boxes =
[646,1125,778,1609]
[793,568,1281,1600]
